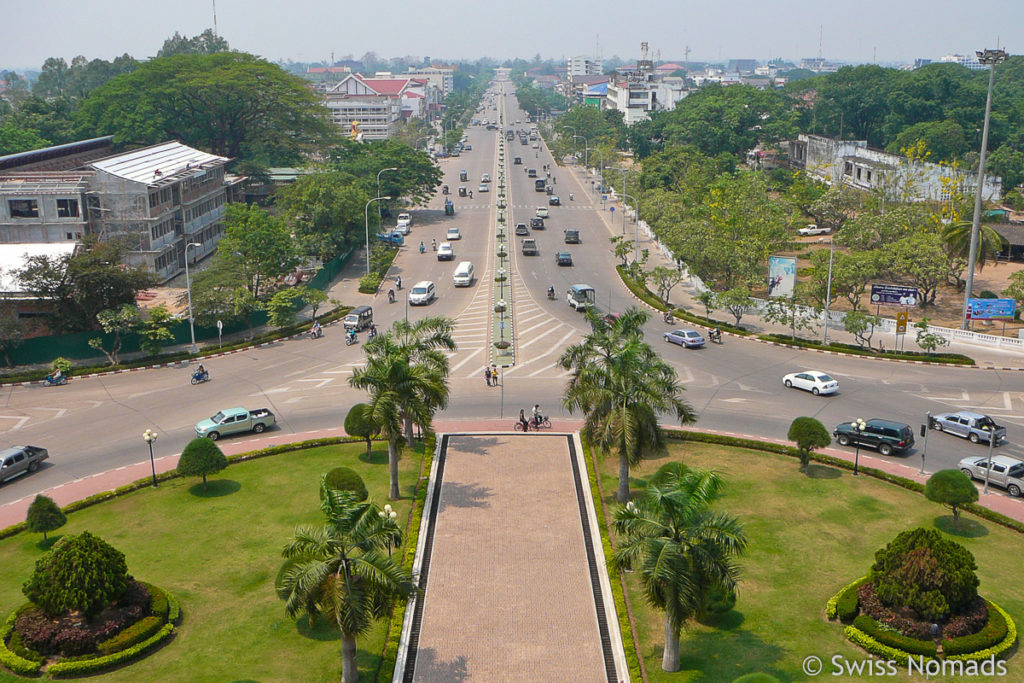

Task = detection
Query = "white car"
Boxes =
[797,224,831,236]
[782,370,839,396]
[393,222,411,236]
[446,227,461,240]
[409,281,436,305]
[536,207,549,218]
[481,173,491,183]
[437,242,454,261]
[397,213,412,228]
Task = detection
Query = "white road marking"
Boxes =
[450,347,484,373]
[0,416,30,430]
[296,378,335,389]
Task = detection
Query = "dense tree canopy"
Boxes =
[157,29,229,58]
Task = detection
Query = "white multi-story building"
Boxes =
[399,66,454,97]
[605,77,689,126]
[940,54,985,70]
[568,56,603,77]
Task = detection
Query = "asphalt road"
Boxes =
[3,81,1024,509]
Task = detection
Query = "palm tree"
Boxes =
[559,307,696,502]
[613,467,747,672]
[941,220,1009,273]
[384,317,456,445]
[276,482,415,683]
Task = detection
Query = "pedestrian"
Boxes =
[553,176,556,184]
[519,408,530,432]
[484,366,492,386]
[491,364,498,385]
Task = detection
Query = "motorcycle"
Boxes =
[419,243,426,254]
[663,312,674,324]
[345,332,358,346]
[514,414,552,431]
[368,327,377,340]
[395,277,402,291]
[45,374,68,386]
[387,289,396,304]
[569,193,574,201]
[309,326,324,339]
[708,330,723,345]
[190,370,210,385]
[547,288,556,300]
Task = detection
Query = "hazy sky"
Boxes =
[2,0,1021,70]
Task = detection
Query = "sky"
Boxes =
[2,0,1022,71]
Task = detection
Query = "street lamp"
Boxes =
[376,167,398,221]
[620,192,641,262]
[378,504,398,555]
[183,242,202,355]
[605,167,639,236]
[142,429,159,487]
[364,196,392,277]
[820,237,835,344]
[572,134,590,168]
[961,48,1008,330]
[851,418,866,476]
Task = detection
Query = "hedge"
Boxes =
[945,601,1018,662]
[844,624,911,665]
[853,614,938,657]
[826,576,868,621]
[0,608,42,676]
[943,601,1010,656]
[47,623,174,677]
[97,615,164,656]
[144,583,169,619]
[759,333,975,366]
[615,266,753,336]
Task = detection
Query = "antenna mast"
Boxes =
[212,0,218,36]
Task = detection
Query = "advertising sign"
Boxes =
[966,298,1016,321]
[870,284,920,306]
[767,256,797,298]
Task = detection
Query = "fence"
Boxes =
[12,249,353,366]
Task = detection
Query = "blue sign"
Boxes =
[609,206,615,213]
[870,284,920,306]
[967,298,1016,321]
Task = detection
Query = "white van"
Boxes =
[452,261,475,287]
[409,280,436,305]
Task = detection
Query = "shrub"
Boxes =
[844,624,910,665]
[23,531,130,617]
[97,615,164,655]
[46,623,174,677]
[144,583,169,619]
[344,403,379,457]
[320,467,368,502]
[787,417,830,471]
[177,437,227,491]
[25,494,67,540]
[0,609,43,675]
[925,469,979,522]
[358,272,382,293]
[835,578,866,622]
[945,601,1017,662]
[852,614,938,657]
[943,601,1008,655]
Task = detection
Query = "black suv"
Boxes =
[564,229,580,244]
[833,419,915,456]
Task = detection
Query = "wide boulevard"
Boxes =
[3,79,1024,513]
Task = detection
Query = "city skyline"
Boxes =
[0,0,1021,72]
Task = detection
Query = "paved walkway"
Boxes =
[402,433,622,682]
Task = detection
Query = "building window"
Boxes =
[856,168,862,180]
[9,199,39,218]
[56,199,79,218]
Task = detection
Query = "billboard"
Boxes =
[767,256,797,298]
[870,284,920,306]
[966,298,1016,321]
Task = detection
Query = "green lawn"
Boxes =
[0,441,426,682]
[595,442,1024,682]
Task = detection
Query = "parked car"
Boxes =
[958,455,1024,497]
[931,411,1007,445]
[782,370,839,396]
[409,281,436,305]
[478,184,489,193]
[195,407,276,441]
[530,217,545,230]
[463,144,472,151]
[0,445,48,484]
[549,196,561,206]
[555,251,573,266]
[514,156,522,165]
[515,223,530,236]
[393,222,411,236]
[397,213,412,228]
[798,224,831,236]
[446,227,462,241]
[833,419,915,457]
[521,238,538,255]
[664,329,705,349]
[437,242,454,261]
[536,207,549,218]
[377,231,404,246]
[564,229,580,244]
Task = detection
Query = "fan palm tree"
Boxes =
[559,307,696,502]
[613,467,747,672]
[941,220,1009,273]
[276,482,415,683]
[350,331,445,499]
[384,316,456,445]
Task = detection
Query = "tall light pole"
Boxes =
[376,167,398,221]
[621,192,641,262]
[851,418,866,476]
[605,167,638,235]
[572,134,590,168]
[562,126,576,164]
[142,429,159,487]
[820,237,835,344]
[961,48,1008,329]
[184,242,202,354]
[364,196,392,276]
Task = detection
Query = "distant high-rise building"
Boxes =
[940,54,984,70]
[727,59,759,74]
[567,56,603,77]
[913,58,933,69]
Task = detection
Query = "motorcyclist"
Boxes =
[569,193,574,201]
[368,323,377,339]
[664,310,674,324]
[194,364,207,381]
[419,241,425,254]
[431,238,437,251]
[388,288,396,303]
[48,368,64,384]
[346,329,357,344]
[396,276,402,290]
[710,327,721,343]
[547,285,555,299]
[469,190,473,198]
[312,321,322,338]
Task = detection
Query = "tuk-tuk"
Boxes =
[514,157,522,165]
[458,186,467,197]
[442,184,449,195]
[545,185,554,195]
[459,170,468,182]
[444,199,455,216]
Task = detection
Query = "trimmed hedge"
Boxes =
[0,608,43,676]
[943,601,1009,655]
[853,614,938,657]
[844,624,911,665]
[759,333,975,366]
[826,576,868,621]
[97,616,163,656]
[47,623,173,677]
[144,583,169,619]
[945,601,1018,662]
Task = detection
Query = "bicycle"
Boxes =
[513,416,552,431]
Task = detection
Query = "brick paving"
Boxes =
[409,434,609,683]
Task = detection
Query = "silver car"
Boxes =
[0,445,49,484]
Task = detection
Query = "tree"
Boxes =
[925,469,978,524]
[327,139,443,208]
[344,403,380,458]
[218,204,300,297]
[23,531,130,617]
[886,233,948,306]
[807,186,855,232]
[33,57,70,98]
[842,311,881,349]
[321,469,368,502]
[276,484,414,683]
[75,52,336,165]
[88,304,141,365]
[717,287,753,327]
[177,437,228,491]
[1002,270,1024,302]
[559,307,696,502]
[297,286,331,319]
[941,221,1009,273]
[266,289,306,328]
[137,304,176,356]
[185,264,264,338]
[787,417,831,472]
[914,319,951,353]
[649,265,685,303]
[25,495,66,541]
[612,467,747,671]
[157,29,229,57]
[0,300,26,367]
[274,171,370,260]
[762,297,817,340]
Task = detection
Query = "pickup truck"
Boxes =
[959,455,1024,497]
[931,411,1007,445]
[0,445,49,484]
[195,407,276,441]
[521,238,538,255]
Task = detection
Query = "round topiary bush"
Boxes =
[320,467,368,502]
[23,531,130,618]
[177,437,228,491]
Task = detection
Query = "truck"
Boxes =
[535,178,547,192]
[931,411,1007,445]
[521,238,538,255]
[958,455,1024,497]
[567,284,596,311]
[377,231,404,246]
[0,445,49,484]
[195,407,276,441]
